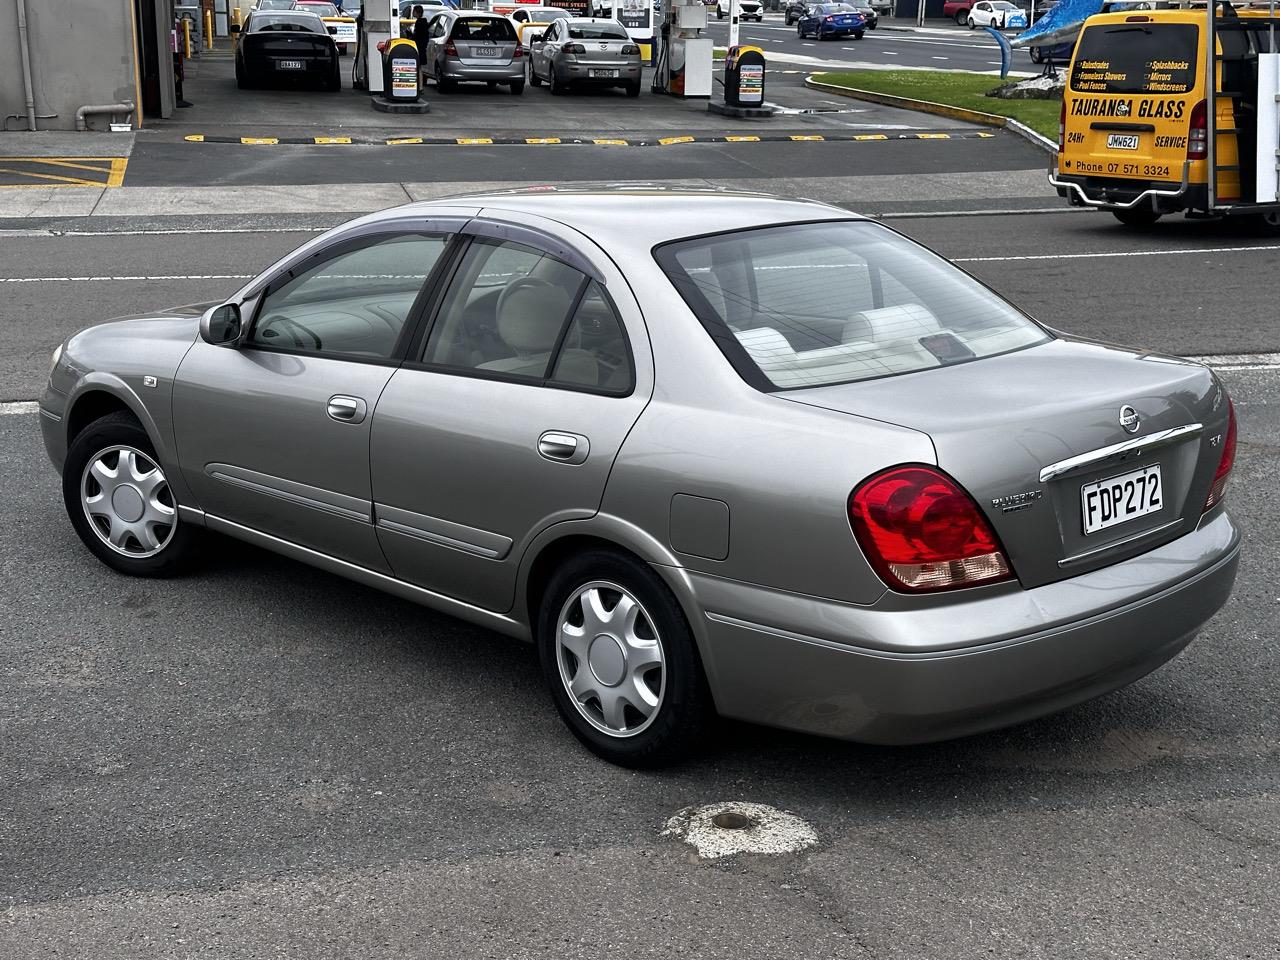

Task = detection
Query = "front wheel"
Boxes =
[1111,205,1162,227]
[797,22,804,35]
[63,412,198,577]
[968,16,976,28]
[955,9,967,23]
[537,551,712,767]
[867,19,876,27]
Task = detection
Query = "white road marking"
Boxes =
[0,274,253,283]
[955,243,1280,263]
[0,401,39,416]
[1187,352,1280,371]
[662,802,819,859]
[931,55,949,59]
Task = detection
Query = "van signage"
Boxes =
[1068,98,1185,119]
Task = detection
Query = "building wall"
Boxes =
[0,0,147,131]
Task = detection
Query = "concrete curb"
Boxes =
[803,76,1056,154]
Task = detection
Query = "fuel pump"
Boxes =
[653,0,711,97]
[353,0,397,93]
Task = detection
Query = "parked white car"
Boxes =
[716,0,763,20]
[967,0,1027,27]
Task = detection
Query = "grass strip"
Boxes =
[810,70,1061,139]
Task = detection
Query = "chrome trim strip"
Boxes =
[375,503,512,560]
[1057,518,1185,568]
[1039,423,1203,483]
[205,462,371,524]
[177,504,206,521]
[202,513,527,640]
[38,407,62,422]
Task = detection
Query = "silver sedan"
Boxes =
[422,10,526,94]
[40,188,1241,766]
[528,17,642,96]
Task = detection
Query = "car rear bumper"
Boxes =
[441,61,525,82]
[684,509,1240,744]
[557,60,641,82]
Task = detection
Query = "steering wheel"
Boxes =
[495,276,560,323]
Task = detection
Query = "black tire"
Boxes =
[486,80,498,90]
[797,22,804,36]
[437,75,456,93]
[853,30,864,38]
[62,412,197,578]
[968,16,976,28]
[1244,210,1280,236]
[536,550,712,767]
[549,69,565,95]
[955,9,967,23]
[510,79,525,95]
[236,61,252,89]
[867,19,876,28]
[1111,204,1162,227]
[529,62,542,86]
[625,78,641,98]
[325,61,341,92]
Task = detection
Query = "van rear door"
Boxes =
[1063,21,1200,184]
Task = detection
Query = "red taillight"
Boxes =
[1058,99,1066,154]
[1188,99,1208,160]
[444,39,458,57]
[563,41,586,54]
[849,466,1014,593]
[825,14,834,20]
[513,41,524,58]
[1204,398,1237,511]
[622,43,640,55]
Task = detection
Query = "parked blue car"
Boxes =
[796,2,866,39]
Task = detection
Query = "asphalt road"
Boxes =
[702,14,1036,75]
[2,199,1279,958]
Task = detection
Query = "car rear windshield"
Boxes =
[1071,23,1198,94]
[655,221,1050,391]
[567,23,629,38]
[297,2,340,15]
[253,13,325,31]
[452,17,517,39]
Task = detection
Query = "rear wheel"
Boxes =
[63,412,197,578]
[1112,204,1162,227]
[625,78,641,98]
[549,69,565,95]
[537,550,712,767]
[437,75,456,93]
[1245,210,1280,236]
[324,61,341,91]
[853,30,864,38]
[955,9,967,23]
[510,79,525,95]
[529,62,542,86]
[235,61,252,89]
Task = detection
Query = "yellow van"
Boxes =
[1052,4,1280,231]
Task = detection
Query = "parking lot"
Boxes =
[4,7,1280,957]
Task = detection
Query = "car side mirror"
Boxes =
[201,303,242,346]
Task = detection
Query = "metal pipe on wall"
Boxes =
[75,100,136,131]
[15,0,39,131]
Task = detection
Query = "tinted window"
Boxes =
[1071,23,1197,94]
[251,13,325,31]
[656,221,1049,390]
[567,22,629,38]
[550,282,633,392]
[451,17,517,40]
[295,1,340,14]
[251,234,447,359]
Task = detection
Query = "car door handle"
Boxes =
[538,431,589,465]
[327,395,367,424]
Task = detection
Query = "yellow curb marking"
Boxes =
[725,135,761,142]
[658,136,695,145]
[914,133,952,139]
[789,135,825,141]
[239,137,279,145]
[386,137,424,145]
[592,138,629,145]
[525,137,562,144]
[456,137,494,145]
[184,134,206,142]
[852,134,889,140]
[313,136,353,144]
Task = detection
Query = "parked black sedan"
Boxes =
[235,10,341,90]
[786,0,876,26]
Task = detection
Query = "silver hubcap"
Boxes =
[80,445,176,558]
[556,581,666,738]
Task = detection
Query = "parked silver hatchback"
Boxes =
[528,17,642,96]
[422,10,526,94]
[40,189,1241,766]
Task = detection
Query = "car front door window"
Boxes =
[250,233,447,360]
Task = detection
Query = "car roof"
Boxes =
[250,9,325,22]
[561,16,628,24]
[399,188,859,254]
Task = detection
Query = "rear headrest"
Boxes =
[851,303,941,342]
[497,283,572,357]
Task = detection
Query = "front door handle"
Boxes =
[327,395,367,424]
[538,431,590,465]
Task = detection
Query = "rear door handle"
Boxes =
[538,431,590,465]
[327,395,367,424]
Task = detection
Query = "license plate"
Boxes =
[1107,133,1140,151]
[1080,464,1162,535]
[474,46,500,56]
[277,59,304,70]
[590,68,618,78]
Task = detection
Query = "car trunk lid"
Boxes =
[781,339,1229,589]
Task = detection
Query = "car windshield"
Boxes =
[296,2,340,14]
[566,22,629,38]
[452,16,517,39]
[256,0,294,8]
[990,1,1017,8]
[252,13,325,31]
[821,4,855,12]
[656,221,1050,391]
[540,8,572,18]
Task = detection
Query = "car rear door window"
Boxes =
[1070,23,1198,95]
[422,239,631,393]
[250,233,448,360]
